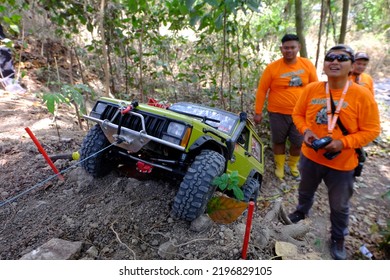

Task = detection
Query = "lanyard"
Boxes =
[325,81,350,135]
[355,75,360,83]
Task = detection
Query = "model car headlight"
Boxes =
[162,122,190,146]
[91,102,108,118]
[167,122,186,137]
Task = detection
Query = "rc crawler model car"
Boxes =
[80,97,265,221]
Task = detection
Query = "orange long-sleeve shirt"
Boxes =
[292,81,380,171]
[254,57,318,115]
[350,72,375,96]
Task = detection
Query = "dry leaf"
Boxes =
[207,196,248,224]
[275,241,298,259]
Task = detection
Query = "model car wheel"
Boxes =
[171,149,225,221]
[80,124,117,178]
[242,177,261,202]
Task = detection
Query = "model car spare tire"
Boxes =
[80,124,118,178]
[171,149,225,221]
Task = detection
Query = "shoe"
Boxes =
[287,155,300,178]
[274,154,286,179]
[330,238,347,260]
[288,210,305,223]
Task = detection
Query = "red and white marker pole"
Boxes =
[25,127,64,180]
[241,201,255,259]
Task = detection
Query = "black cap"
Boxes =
[326,44,355,62]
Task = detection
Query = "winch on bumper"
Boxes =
[83,114,185,154]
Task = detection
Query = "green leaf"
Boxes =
[246,0,261,12]
[44,95,56,114]
[212,173,229,190]
[229,170,239,186]
[186,0,196,10]
[189,13,200,27]
[214,13,223,30]
[232,187,244,201]
[127,0,139,13]
[9,24,20,34]
[205,0,220,7]
[42,93,65,114]
[383,190,390,201]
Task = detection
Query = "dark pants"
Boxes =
[268,112,303,147]
[0,47,15,79]
[296,154,354,240]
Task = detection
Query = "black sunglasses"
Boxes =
[325,54,352,62]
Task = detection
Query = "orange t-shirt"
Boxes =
[292,81,380,171]
[350,73,374,96]
[254,57,318,115]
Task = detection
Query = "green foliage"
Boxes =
[41,83,93,115]
[212,170,244,200]
[0,0,26,37]
[42,92,67,114]
[353,0,390,32]
[2,0,388,113]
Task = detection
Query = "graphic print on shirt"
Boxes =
[315,106,328,124]
[289,75,303,87]
[280,69,304,87]
[314,99,349,125]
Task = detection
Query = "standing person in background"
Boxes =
[253,34,318,180]
[289,44,380,260]
[350,52,374,96]
[0,23,15,80]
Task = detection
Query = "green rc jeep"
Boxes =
[80,97,265,221]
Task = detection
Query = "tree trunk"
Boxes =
[99,0,110,97]
[315,0,328,67]
[338,0,350,44]
[295,0,308,58]
[219,8,227,110]
[328,0,338,44]
[138,25,144,103]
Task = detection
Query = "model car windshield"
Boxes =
[169,102,239,134]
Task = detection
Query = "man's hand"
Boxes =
[324,139,344,153]
[303,129,317,147]
[253,113,262,124]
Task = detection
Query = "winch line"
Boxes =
[0,141,118,208]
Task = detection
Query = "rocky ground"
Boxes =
[0,81,389,260]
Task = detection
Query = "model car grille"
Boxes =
[101,105,167,137]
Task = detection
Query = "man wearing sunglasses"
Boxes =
[254,34,318,180]
[289,44,380,260]
[350,52,375,96]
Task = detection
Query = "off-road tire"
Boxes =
[242,178,261,202]
[80,124,117,178]
[171,149,225,221]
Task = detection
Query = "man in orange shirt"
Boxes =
[254,34,318,180]
[350,52,374,96]
[289,45,380,260]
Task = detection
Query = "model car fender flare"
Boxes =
[188,135,229,160]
